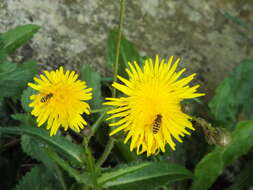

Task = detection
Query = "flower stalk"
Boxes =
[112,0,126,98]
[97,0,126,166]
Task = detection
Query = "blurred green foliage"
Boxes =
[209,59,253,128]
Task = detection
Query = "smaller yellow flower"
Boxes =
[28,67,92,136]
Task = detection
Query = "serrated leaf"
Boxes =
[0,126,85,166]
[21,135,56,170]
[21,87,37,112]
[106,30,141,78]
[14,165,61,190]
[190,120,253,190]
[0,60,38,98]
[80,64,103,109]
[2,24,40,54]
[209,60,253,127]
[103,162,193,190]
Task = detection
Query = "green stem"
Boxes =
[96,0,126,168]
[81,110,107,188]
[46,149,82,184]
[112,0,125,97]
[90,108,107,114]
[101,77,113,82]
[86,146,99,190]
[80,1,126,189]
[87,111,107,143]
[82,137,99,190]
[191,116,215,131]
[96,137,115,167]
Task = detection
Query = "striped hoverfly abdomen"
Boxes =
[152,114,162,134]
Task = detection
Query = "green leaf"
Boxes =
[0,35,6,64]
[21,59,38,74]
[0,126,85,166]
[0,34,4,50]
[209,60,253,127]
[102,162,193,190]
[2,24,40,54]
[0,60,38,98]
[0,60,17,72]
[190,120,253,190]
[114,140,138,162]
[80,64,103,109]
[11,113,36,127]
[189,150,223,190]
[46,149,92,185]
[106,30,141,77]
[21,132,90,185]
[0,51,6,64]
[14,165,61,190]
[21,87,37,112]
[98,162,151,185]
[21,135,56,170]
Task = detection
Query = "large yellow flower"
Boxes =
[105,56,205,156]
[28,67,92,136]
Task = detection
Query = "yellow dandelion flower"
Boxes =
[28,67,92,136]
[104,55,205,156]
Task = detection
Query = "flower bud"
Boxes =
[204,127,232,147]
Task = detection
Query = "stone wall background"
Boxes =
[0,0,252,99]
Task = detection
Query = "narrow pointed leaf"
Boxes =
[102,162,193,190]
[2,24,40,54]
[98,162,151,185]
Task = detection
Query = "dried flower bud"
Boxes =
[214,128,232,147]
[204,127,232,147]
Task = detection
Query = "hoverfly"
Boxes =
[40,93,53,103]
[152,114,162,134]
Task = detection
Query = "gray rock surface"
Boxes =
[0,0,252,99]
